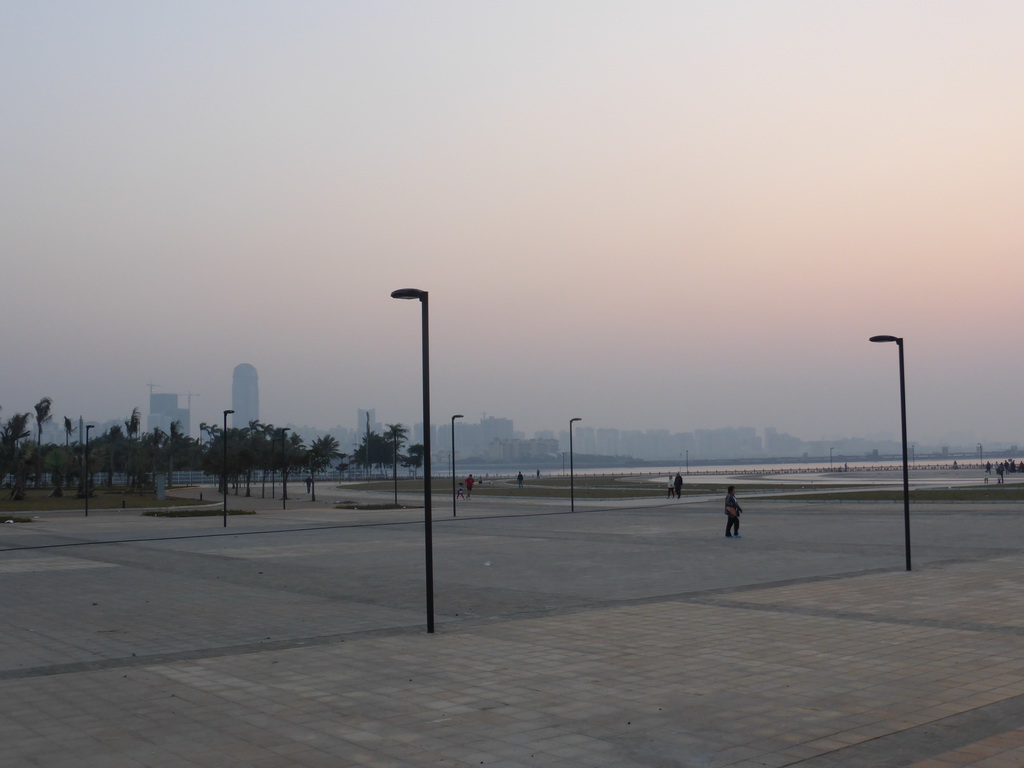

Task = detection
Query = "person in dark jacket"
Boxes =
[724,485,743,538]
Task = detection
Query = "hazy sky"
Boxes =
[3,1,1023,447]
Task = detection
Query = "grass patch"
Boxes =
[334,503,418,510]
[144,509,257,518]
[0,489,208,512]
[344,477,846,499]
[770,487,1024,502]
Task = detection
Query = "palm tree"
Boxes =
[167,420,186,486]
[34,397,53,488]
[63,416,76,447]
[386,424,408,502]
[403,444,426,478]
[44,445,71,498]
[278,431,306,502]
[125,407,141,490]
[99,424,126,487]
[1,413,33,500]
[308,434,344,502]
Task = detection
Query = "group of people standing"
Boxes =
[985,460,1019,483]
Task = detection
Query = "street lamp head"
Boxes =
[224,409,234,415]
[870,335,900,343]
[453,414,464,419]
[570,417,582,424]
[391,288,427,301]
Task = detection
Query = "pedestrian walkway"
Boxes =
[1,489,1023,766]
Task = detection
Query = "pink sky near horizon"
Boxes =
[2,1,1023,447]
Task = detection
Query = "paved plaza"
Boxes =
[2,478,1024,767]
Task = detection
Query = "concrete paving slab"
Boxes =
[2,484,1024,765]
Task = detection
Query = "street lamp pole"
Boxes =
[569,417,582,511]
[830,447,834,470]
[978,443,983,468]
[84,424,94,517]
[451,414,463,517]
[685,449,688,475]
[223,410,234,527]
[392,288,435,633]
[392,424,402,507]
[278,431,287,510]
[870,335,911,571]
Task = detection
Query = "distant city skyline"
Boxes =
[32,400,1017,466]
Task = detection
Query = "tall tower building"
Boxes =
[147,392,189,436]
[232,364,259,427]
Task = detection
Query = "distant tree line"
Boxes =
[1,398,426,502]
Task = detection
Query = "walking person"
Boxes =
[724,485,743,538]
[465,474,475,499]
[457,483,465,500]
[517,471,524,488]
[673,472,683,499]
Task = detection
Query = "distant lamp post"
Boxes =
[569,417,582,511]
[391,287,435,634]
[978,443,983,467]
[685,449,689,475]
[278,431,287,510]
[84,424,94,517]
[870,335,911,571]
[390,425,402,506]
[451,414,463,517]
[830,447,834,470]
[222,409,234,527]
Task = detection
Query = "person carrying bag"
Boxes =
[724,485,743,538]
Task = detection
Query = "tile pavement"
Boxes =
[1,486,1024,766]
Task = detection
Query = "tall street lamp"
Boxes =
[84,424,94,517]
[978,443,983,467]
[870,335,911,571]
[830,447,834,470]
[569,417,582,511]
[451,414,463,517]
[391,288,435,634]
[222,409,234,527]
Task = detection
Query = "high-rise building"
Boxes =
[232,364,259,427]
[357,409,379,434]
[147,392,189,436]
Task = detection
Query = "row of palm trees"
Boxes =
[2,399,426,501]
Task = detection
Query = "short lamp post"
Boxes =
[278,431,287,510]
[870,335,911,571]
[391,288,435,634]
[84,424,94,517]
[391,425,402,507]
[569,417,582,511]
[222,409,234,527]
[451,414,463,517]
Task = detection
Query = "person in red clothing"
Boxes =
[465,474,475,499]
